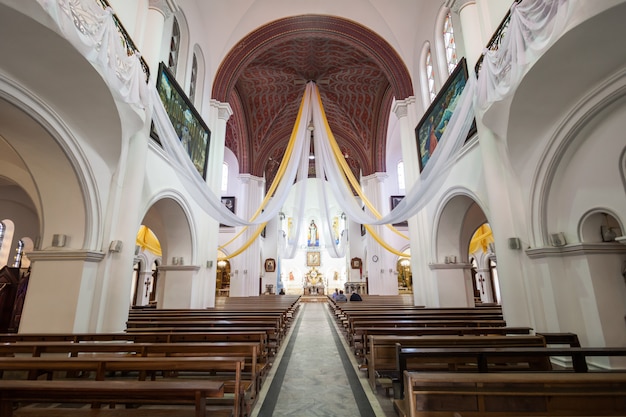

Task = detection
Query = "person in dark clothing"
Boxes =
[349,291,362,301]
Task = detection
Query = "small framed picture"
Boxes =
[351,257,361,269]
[265,258,276,272]
[306,251,321,266]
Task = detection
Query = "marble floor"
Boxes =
[251,301,396,417]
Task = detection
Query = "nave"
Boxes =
[252,300,391,417]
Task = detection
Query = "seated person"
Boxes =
[335,290,347,302]
[349,291,362,301]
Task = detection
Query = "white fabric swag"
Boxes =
[37,0,576,242]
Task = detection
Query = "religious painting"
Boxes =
[415,57,475,172]
[306,251,321,267]
[221,196,236,214]
[156,62,211,179]
[390,195,408,227]
[264,258,276,272]
[351,257,362,269]
[219,196,235,228]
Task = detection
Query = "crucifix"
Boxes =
[144,279,151,297]
[478,274,485,294]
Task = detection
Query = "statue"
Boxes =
[307,220,319,246]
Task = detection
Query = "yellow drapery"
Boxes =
[469,224,494,254]
[136,225,162,256]
[217,89,309,260]
[220,83,409,260]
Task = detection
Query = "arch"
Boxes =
[140,192,196,266]
[433,188,489,264]
[529,78,626,247]
[578,209,624,244]
[212,15,413,102]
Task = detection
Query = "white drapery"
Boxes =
[37,0,576,245]
[37,0,150,109]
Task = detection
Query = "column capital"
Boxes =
[392,96,415,119]
[211,99,233,121]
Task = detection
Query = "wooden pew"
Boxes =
[0,331,270,360]
[352,326,534,359]
[0,356,246,417]
[0,379,225,417]
[0,341,266,400]
[399,372,626,417]
[395,345,626,399]
[366,334,547,391]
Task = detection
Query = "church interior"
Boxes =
[0,0,625,415]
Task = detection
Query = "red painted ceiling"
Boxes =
[215,16,413,192]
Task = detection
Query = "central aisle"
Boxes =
[252,302,390,417]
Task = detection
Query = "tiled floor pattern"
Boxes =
[251,302,396,417]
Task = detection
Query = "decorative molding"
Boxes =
[429,262,472,270]
[27,250,105,263]
[526,242,626,259]
[158,265,201,272]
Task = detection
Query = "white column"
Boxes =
[157,265,201,308]
[361,173,385,295]
[475,120,532,326]
[96,127,151,332]
[142,4,169,85]
[205,102,232,307]
[475,0,513,43]
[456,1,485,71]
[20,251,105,332]
[392,98,436,306]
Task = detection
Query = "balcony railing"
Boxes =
[474,0,522,76]
[96,0,150,82]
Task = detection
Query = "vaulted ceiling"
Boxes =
[212,15,413,191]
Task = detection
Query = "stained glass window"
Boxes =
[444,12,458,74]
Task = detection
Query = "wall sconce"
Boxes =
[109,240,123,253]
[52,234,67,248]
[508,237,521,250]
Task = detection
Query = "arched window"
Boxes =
[426,49,437,102]
[168,18,181,75]
[221,162,229,193]
[397,161,405,192]
[13,240,24,268]
[0,222,4,250]
[189,53,198,104]
[419,42,437,107]
[443,12,458,74]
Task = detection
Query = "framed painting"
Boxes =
[221,196,236,214]
[390,195,408,227]
[306,251,321,267]
[351,257,362,269]
[156,62,211,179]
[220,196,235,228]
[264,258,276,272]
[415,57,475,171]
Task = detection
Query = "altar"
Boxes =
[303,267,325,295]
